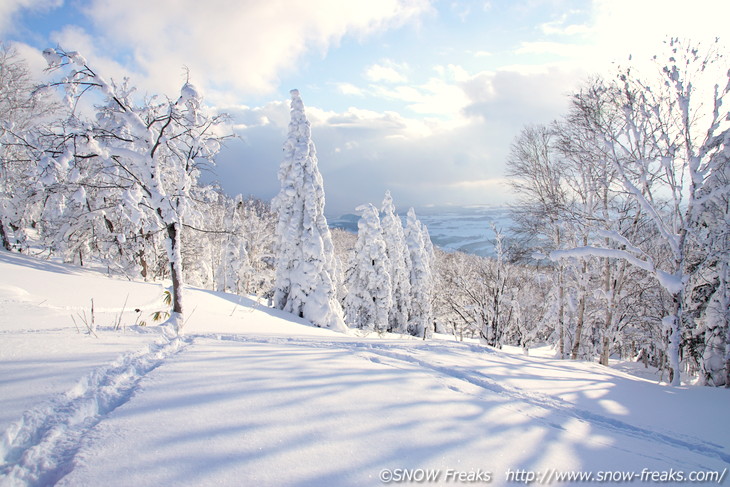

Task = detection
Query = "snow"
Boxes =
[1,250,729,486]
[272,89,345,332]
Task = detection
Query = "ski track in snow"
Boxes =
[208,333,730,466]
[0,337,189,487]
[2,330,727,486]
[357,345,730,464]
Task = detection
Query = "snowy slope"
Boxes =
[1,250,728,487]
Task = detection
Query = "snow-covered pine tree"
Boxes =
[272,89,346,332]
[380,191,411,333]
[344,203,392,331]
[404,207,433,338]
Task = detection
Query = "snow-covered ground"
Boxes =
[1,250,728,487]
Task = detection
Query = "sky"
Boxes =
[2,0,728,216]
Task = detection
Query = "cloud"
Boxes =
[450,2,472,23]
[212,60,583,214]
[74,0,432,103]
[204,0,730,215]
[49,25,136,88]
[592,0,730,51]
[584,0,730,73]
[515,41,584,58]
[335,82,365,96]
[5,41,53,79]
[461,66,578,125]
[539,10,590,36]
[540,22,590,36]
[0,0,61,36]
[365,59,410,83]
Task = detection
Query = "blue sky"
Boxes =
[2,0,728,215]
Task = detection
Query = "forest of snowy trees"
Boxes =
[0,39,728,387]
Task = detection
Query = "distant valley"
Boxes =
[329,205,513,258]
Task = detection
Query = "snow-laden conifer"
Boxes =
[344,203,392,331]
[404,207,433,338]
[272,89,346,332]
[380,191,411,333]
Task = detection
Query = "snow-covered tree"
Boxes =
[237,197,276,297]
[482,226,510,348]
[380,190,411,333]
[272,89,346,332]
[404,207,433,338]
[0,43,61,251]
[506,124,571,357]
[550,39,730,385]
[435,250,491,341]
[33,48,227,335]
[343,203,392,331]
[507,115,662,365]
[208,193,250,294]
[434,231,517,349]
[688,122,730,386]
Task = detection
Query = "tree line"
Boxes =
[1,40,727,387]
[501,38,729,387]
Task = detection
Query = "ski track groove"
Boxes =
[0,337,190,487]
[209,333,730,465]
[358,345,730,464]
[3,331,726,486]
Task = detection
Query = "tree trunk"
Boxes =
[725,268,730,388]
[555,226,566,359]
[666,294,683,386]
[558,278,565,359]
[0,219,11,251]
[166,222,185,334]
[571,293,586,360]
[571,304,585,360]
[571,258,588,360]
[600,336,611,366]
[139,249,148,279]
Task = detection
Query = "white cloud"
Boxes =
[585,0,730,73]
[0,0,61,36]
[212,61,583,213]
[211,59,585,214]
[368,80,470,121]
[541,21,590,36]
[447,178,510,190]
[461,65,579,124]
[539,10,591,37]
[450,2,472,23]
[49,25,136,88]
[335,82,365,96]
[592,0,730,47]
[365,59,410,83]
[76,0,432,103]
[515,41,584,58]
[6,41,52,80]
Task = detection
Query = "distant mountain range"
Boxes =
[329,205,513,258]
